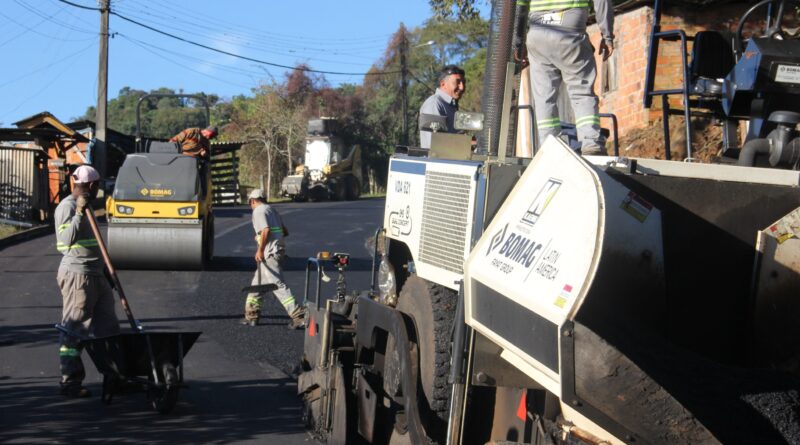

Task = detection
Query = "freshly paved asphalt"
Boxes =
[0,198,384,444]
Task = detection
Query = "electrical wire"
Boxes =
[56,0,101,11]
[0,10,96,47]
[110,6,380,67]
[118,33,267,87]
[0,41,97,90]
[14,0,97,34]
[127,0,392,45]
[1,42,95,119]
[109,11,401,76]
[111,4,387,59]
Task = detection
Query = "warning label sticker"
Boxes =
[620,191,653,223]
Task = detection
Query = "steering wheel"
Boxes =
[734,0,800,58]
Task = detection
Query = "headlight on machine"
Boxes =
[377,256,397,307]
[116,204,135,215]
[178,206,195,216]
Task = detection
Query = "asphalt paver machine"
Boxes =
[298,1,800,444]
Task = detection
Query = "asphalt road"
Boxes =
[0,198,384,444]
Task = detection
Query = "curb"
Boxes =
[0,224,52,251]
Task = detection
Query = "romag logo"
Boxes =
[522,178,562,226]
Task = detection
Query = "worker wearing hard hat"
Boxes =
[241,189,305,329]
[515,0,614,155]
[418,65,466,149]
[55,165,120,397]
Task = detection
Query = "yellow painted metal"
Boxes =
[109,200,199,219]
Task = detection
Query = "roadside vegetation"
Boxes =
[84,16,488,200]
[0,224,19,239]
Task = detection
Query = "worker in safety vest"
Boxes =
[241,189,305,329]
[55,165,120,397]
[515,0,614,155]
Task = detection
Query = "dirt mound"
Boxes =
[615,116,724,162]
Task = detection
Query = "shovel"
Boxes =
[241,260,278,294]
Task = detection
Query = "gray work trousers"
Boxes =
[244,254,297,321]
[57,268,119,387]
[527,25,604,152]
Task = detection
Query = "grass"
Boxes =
[0,224,19,238]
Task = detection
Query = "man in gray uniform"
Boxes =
[418,64,466,149]
[516,0,614,154]
[241,189,305,329]
[55,165,119,397]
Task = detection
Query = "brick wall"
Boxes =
[585,3,752,138]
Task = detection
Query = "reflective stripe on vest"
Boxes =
[528,0,589,11]
[57,238,99,252]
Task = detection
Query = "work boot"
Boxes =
[287,306,306,330]
[239,318,258,327]
[60,384,91,398]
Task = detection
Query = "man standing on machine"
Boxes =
[418,64,467,149]
[241,189,306,329]
[170,125,217,197]
[515,0,614,155]
[55,165,120,397]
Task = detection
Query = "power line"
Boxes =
[128,0,392,45]
[108,11,400,77]
[56,0,101,11]
[111,5,380,66]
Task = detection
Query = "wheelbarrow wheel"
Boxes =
[102,374,118,405]
[148,364,180,414]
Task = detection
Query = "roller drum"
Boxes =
[108,222,205,270]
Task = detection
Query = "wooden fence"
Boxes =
[210,150,240,205]
[0,146,49,226]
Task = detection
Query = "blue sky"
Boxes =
[0,0,488,126]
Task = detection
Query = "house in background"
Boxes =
[586,0,754,140]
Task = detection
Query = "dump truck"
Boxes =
[298,1,800,444]
[105,94,214,270]
[280,118,362,202]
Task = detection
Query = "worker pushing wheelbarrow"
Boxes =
[54,165,200,414]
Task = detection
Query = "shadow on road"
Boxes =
[0,376,306,444]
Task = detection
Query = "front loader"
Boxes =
[298,1,800,444]
[280,118,362,202]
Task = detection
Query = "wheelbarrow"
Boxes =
[56,207,201,414]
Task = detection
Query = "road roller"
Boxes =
[105,93,214,270]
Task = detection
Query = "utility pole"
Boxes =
[400,27,408,146]
[95,0,110,178]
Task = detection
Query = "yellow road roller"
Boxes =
[105,93,213,269]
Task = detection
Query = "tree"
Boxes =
[83,87,218,138]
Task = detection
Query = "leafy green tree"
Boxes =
[83,87,219,138]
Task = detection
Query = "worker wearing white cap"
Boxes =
[241,189,305,328]
[54,165,119,397]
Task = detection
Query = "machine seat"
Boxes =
[689,31,735,98]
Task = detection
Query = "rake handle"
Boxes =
[84,207,139,331]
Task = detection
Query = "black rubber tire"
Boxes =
[395,274,457,443]
[149,364,180,414]
[333,180,347,201]
[345,176,360,201]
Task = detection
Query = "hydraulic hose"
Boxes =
[737,138,771,166]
